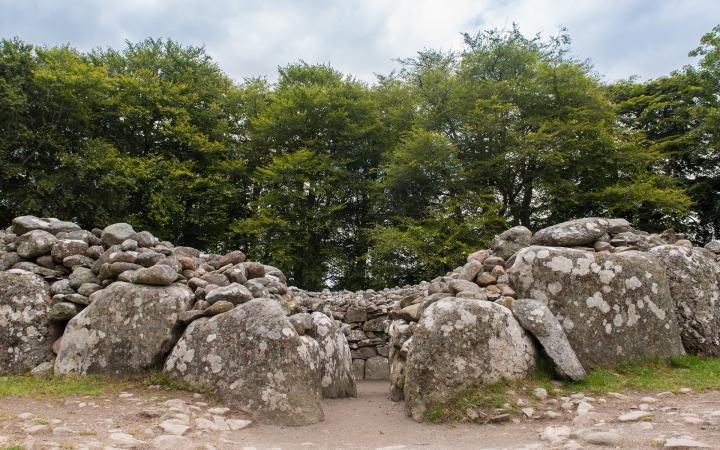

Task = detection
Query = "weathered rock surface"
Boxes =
[16,230,58,259]
[511,299,586,381]
[55,282,193,376]
[530,218,630,247]
[403,298,536,421]
[650,245,720,356]
[0,272,54,374]
[164,299,324,426]
[491,225,533,260]
[508,246,685,368]
[204,283,253,305]
[309,312,356,398]
[101,223,136,247]
[129,265,178,286]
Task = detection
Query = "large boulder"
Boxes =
[0,272,55,374]
[309,312,356,398]
[490,226,532,260]
[508,246,685,368]
[54,282,193,376]
[530,218,630,247]
[164,299,324,426]
[511,299,585,381]
[403,298,536,421]
[649,245,720,356]
[16,230,58,259]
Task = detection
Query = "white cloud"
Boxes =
[1,0,718,83]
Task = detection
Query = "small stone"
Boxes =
[30,362,54,377]
[204,301,234,315]
[641,396,658,403]
[683,416,706,425]
[194,418,218,431]
[130,265,177,286]
[607,392,630,400]
[213,415,230,431]
[226,419,252,430]
[153,435,196,450]
[679,387,692,393]
[617,411,652,422]
[207,407,230,415]
[533,388,548,400]
[491,413,511,422]
[18,413,36,420]
[119,393,134,398]
[24,425,49,434]
[657,391,675,397]
[522,407,534,418]
[52,427,76,435]
[664,438,712,448]
[159,421,189,436]
[545,411,562,419]
[583,432,623,446]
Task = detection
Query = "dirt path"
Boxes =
[1,381,720,449]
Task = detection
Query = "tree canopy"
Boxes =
[1,25,717,290]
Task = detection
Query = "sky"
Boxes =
[1,0,718,85]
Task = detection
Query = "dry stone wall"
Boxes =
[3,214,720,426]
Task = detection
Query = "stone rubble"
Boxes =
[3,214,720,428]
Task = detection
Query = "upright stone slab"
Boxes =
[508,246,685,368]
[164,299,324,426]
[403,298,536,421]
[0,272,54,374]
[54,282,193,376]
[650,245,720,356]
[310,312,356,398]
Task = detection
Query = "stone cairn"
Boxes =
[2,215,720,425]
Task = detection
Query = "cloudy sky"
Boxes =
[1,0,718,84]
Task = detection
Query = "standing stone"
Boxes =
[164,299,324,426]
[16,230,58,259]
[511,299,586,381]
[101,223,136,247]
[0,272,55,374]
[650,245,720,356]
[530,218,630,247]
[508,246,685,369]
[55,282,193,376]
[309,312,356,398]
[490,226,533,260]
[403,299,536,421]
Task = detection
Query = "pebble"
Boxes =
[545,411,562,419]
[23,425,49,434]
[118,393,134,398]
[664,438,712,448]
[109,433,141,445]
[607,392,630,400]
[17,413,36,420]
[641,396,658,403]
[533,388,548,400]
[159,420,189,436]
[576,401,594,412]
[617,411,652,422]
[683,416,706,425]
[657,391,675,397]
[226,419,252,430]
[583,431,623,446]
[679,388,693,393]
[194,418,218,431]
[522,408,534,418]
[153,435,196,450]
[207,407,230,415]
[52,427,75,435]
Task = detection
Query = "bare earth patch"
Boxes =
[1,381,719,450]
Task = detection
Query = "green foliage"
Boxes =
[1,26,716,289]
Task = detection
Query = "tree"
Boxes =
[610,25,720,240]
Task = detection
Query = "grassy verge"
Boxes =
[424,355,720,424]
[0,369,215,401]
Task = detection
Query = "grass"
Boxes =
[0,368,216,402]
[424,354,720,424]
